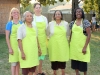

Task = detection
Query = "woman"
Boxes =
[69,8,91,75]
[32,3,48,75]
[17,11,40,75]
[5,7,22,75]
[92,14,96,32]
[47,10,69,75]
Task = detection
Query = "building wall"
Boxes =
[0,0,20,34]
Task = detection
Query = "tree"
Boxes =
[20,0,32,14]
[38,0,83,20]
[72,0,79,20]
[83,0,100,20]
[20,0,31,8]
[20,4,33,14]
[20,0,83,21]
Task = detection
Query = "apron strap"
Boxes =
[69,19,83,42]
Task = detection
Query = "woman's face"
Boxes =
[34,4,41,14]
[76,9,82,19]
[11,9,19,19]
[25,12,33,23]
[54,11,62,20]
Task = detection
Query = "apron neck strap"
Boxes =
[74,19,83,26]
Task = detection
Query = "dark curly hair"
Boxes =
[73,7,85,20]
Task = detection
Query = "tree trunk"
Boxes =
[99,6,100,21]
[72,0,79,21]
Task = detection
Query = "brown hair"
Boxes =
[53,10,63,20]
[33,3,41,8]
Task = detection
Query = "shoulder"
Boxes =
[18,23,26,30]
[83,19,90,25]
[42,15,48,20]
[5,21,13,30]
[6,21,12,26]
[69,21,75,29]
[19,20,23,24]
[49,21,54,25]
[70,21,75,24]
[83,19,91,28]
[63,20,68,25]
[83,19,89,22]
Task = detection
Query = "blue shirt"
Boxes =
[5,21,23,34]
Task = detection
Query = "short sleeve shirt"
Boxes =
[17,23,37,40]
[32,15,48,35]
[47,20,70,38]
[5,21,23,34]
[69,19,91,31]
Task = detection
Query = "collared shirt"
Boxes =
[17,23,37,40]
[46,20,70,39]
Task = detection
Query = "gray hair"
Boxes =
[22,11,33,22]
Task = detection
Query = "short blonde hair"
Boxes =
[8,7,20,21]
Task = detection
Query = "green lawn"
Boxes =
[0,31,100,75]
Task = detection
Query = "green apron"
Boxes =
[19,25,39,68]
[34,15,47,55]
[48,21,69,61]
[70,23,90,62]
[9,23,21,62]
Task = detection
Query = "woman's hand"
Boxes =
[9,48,13,55]
[82,47,86,54]
[21,52,26,60]
[82,26,91,55]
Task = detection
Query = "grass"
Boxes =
[0,31,100,75]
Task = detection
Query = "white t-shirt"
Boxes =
[17,23,37,40]
[46,20,70,39]
[32,15,48,29]
[92,17,96,22]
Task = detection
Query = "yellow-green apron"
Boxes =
[70,23,90,62]
[34,15,47,55]
[9,23,21,62]
[48,22,69,61]
[19,25,39,68]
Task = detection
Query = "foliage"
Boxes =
[83,0,100,19]
[20,0,33,15]
[20,4,33,14]
[20,0,31,8]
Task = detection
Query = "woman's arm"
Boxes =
[82,27,91,54]
[18,39,25,60]
[17,25,26,60]
[5,30,13,55]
